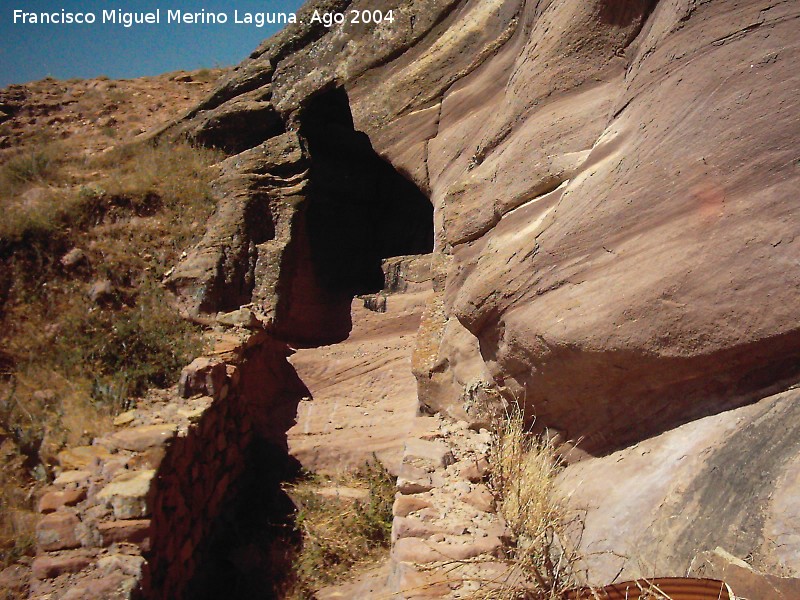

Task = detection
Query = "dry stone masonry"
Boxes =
[26,324,304,600]
[388,417,518,599]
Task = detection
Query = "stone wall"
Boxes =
[27,325,306,599]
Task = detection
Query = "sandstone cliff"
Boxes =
[8,0,798,597]
[161,0,800,588]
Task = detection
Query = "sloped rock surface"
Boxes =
[167,0,800,457]
[151,0,800,591]
[445,0,800,454]
[288,286,432,473]
[559,387,800,584]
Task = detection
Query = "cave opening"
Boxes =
[300,86,434,297]
[153,88,435,598]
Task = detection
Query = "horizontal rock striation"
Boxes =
[74,0,800,592]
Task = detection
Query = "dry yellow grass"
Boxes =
[478,408,581,600]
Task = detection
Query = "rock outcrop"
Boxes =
[23,0,800,595]
[166,0,800,450]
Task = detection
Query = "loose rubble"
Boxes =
[388,416,517,599]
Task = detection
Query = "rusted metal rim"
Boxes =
[564,577,735,599]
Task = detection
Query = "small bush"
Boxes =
[285,461,395,597]
[5,277,202,407]
[1,146,60,186]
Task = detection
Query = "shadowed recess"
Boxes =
[300,86,433,296]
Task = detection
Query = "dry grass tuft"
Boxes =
[283,462,395,598]
[479,407,581,599]
[0,137,222,566]
[0,441,37,569]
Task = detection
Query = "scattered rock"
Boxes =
[87,279,115,304]
[57,445,113,470]
[0,564,30,595]
[113,410,136,426]
[178,357,227,399]
[362,294,387,313]
[60,572,134,600]
[216,307,263,329]
[453,456,490,482]
[53,470,92,488]
[389,563,454,598]
[128,446,166,471]
[38,488,87,513]
[392,516,446,542]
[393,495,432,517]
[462,484,496,513]
[397,475,435,495]
[60,247,88,269]
[32,552,93,579]
[36,512,82,551]
[110,424,176,452]
[97,553,145,578]
[97,519,151,547]
[96,470,155,519]
[403,438,454,469]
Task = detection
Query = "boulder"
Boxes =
[36,512,82,551]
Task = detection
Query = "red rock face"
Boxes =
[441,0,800,453]
[168,0,800,456]
[155,0,800,587]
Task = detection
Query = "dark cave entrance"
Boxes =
[300,86,433,295]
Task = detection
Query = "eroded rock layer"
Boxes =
[154,0,800,589]
[168,0,800,453]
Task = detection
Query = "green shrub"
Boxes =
[52,282,202,409]
[286,461,395,597]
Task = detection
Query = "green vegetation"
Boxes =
[284,461,395,598]
[0,136,222,566]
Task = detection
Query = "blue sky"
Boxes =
[0,1,305,87]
